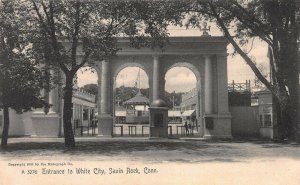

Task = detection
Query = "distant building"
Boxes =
[0,88,96,136]
[180,88,197,128]
[72,88,97,128]
[255,90,273,139]
[122,90,150,124]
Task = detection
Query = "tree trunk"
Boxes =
[63,75,75,148]
[1,106,9,148]
[272,94,285,141]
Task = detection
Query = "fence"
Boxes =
[229,106,260,138]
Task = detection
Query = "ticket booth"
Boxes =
[257,90,273,139]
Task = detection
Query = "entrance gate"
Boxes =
[93,36,232,139]
[46,35,232,139]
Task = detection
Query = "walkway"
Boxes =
[1,138,300,185]
[1,137,299,163]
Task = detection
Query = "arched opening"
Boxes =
[164,66,200,137]
[114,66,150,137]
[72,67,98,136]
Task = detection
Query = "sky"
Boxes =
[77,24,269,93]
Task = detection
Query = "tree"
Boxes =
[82,83,98,103]
[165,91,183,109]
[0,0,47,148]
[82,84,98,96]
[26,0,182,147]
[181,0,299,141]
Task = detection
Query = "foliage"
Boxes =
[82,84,98,96]
[81,83,98,103]
[164,91,183,109]
[0,56,47,112]
[0,0,47,114]
[0,0,47,148]
[181,0,299,140]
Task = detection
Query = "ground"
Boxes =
[0,138,300,185]
[1,137,300,162]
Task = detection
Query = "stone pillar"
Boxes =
[153,55,160,100]
[87,108,91,129]
[96,63,101,113]
[217,54,229,113]
[100,61,110,114]
[32,63,46,114]
[160,78,166,100]
[195,86,202,134]
[80,105,83,126]
[97,79,101,115]
[98,60,113,137]
[48,86,56,114]
[203,54,232,139]
[204,55,213,114]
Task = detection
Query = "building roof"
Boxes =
[168,111,182,117]
[115,111,126,117]
[182,110,195,116]
[123,90,149,105]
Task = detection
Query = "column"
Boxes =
[48,69,60,114]
[204,55,213,114]
[98,60,113,137]
[153,55,160,100]
[203,54,232,139]
[80,105,83,126]
[100,60,110,114]
[87,108,91,133]
[97,79,101,115]
[195,86,201,132]
[48,87,56,114]
[95,62,102,115]
[32,63,46,114]
[217,54,229,113]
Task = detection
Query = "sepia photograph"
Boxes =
[0,0,299,185]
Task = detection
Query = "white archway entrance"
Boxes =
[91,37,231,138]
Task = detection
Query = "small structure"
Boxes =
[256,90,273,139]
[123,90,149,124]
[149,99,169,138]
[168,110,182,124]
[72,88,97,135]
[115,110,126,124]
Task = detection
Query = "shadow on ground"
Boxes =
[0,139,299,163]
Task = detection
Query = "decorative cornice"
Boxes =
[72,36,228,57]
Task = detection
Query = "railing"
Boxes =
[125,115,149,124]
[73,88,96,102]
[176,125,198,136]
[126,110,149,116]
[73,119,98,136]
[112,124,200,137]
[228,80,251,93]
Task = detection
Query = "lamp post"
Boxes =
[173,96,175,110]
